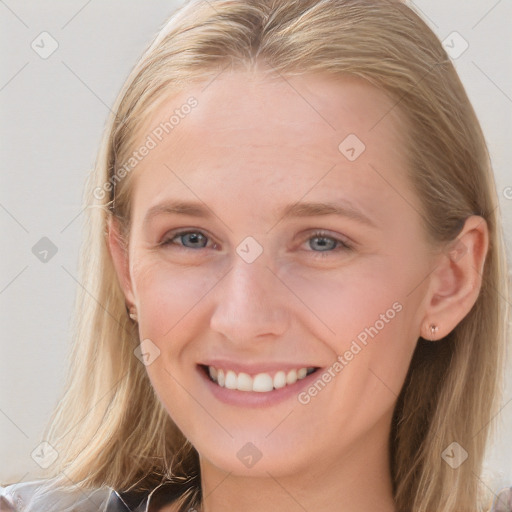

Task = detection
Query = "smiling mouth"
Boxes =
[200,364,319,393]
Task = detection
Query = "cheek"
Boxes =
[131,261,217,422]
[320,314,415,442]
[283,258,410,346]
[133,259,221,339]
[287,261,416,405]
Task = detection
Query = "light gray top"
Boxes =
[1,477,512,511]
[0,479,113,512]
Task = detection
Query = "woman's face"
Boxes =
[111,70,437,477]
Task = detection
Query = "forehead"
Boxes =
[128,70,416,226]
[144,70,405,149]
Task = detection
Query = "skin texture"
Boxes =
[108,69,488,512]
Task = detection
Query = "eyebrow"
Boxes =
[143,199,377,229]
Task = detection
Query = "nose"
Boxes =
[209,256,290,344]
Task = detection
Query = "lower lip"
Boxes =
[197,365,322,408]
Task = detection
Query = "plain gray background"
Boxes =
[1,0,511,494]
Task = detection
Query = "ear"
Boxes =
[420,215,489,340]
[107,215,136,308]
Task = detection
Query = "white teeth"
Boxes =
[273,371,287,389]
[253,373,274,392]
[206,365,315,392]
[286,369,297,385]
[237,372,253,391]
[225,370,237,390]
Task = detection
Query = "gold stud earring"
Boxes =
[428,323,439,341]
[125,302,138,322]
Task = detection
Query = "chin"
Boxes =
[194,434,310,478]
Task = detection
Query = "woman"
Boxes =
[1,0,510,511]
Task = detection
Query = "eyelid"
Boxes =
[160,227,354,254]
[301,229,354,252]
[160,228,216,249]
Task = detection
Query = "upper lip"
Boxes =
[199,360,320,376]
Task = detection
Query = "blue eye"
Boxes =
[306,230,353,257]
[159,229,353,255]
[161,230,211,249]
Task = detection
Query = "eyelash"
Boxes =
[159,229,353,258]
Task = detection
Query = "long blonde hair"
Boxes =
[32,1,510,511]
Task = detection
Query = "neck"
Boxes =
[196,413,396,512]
